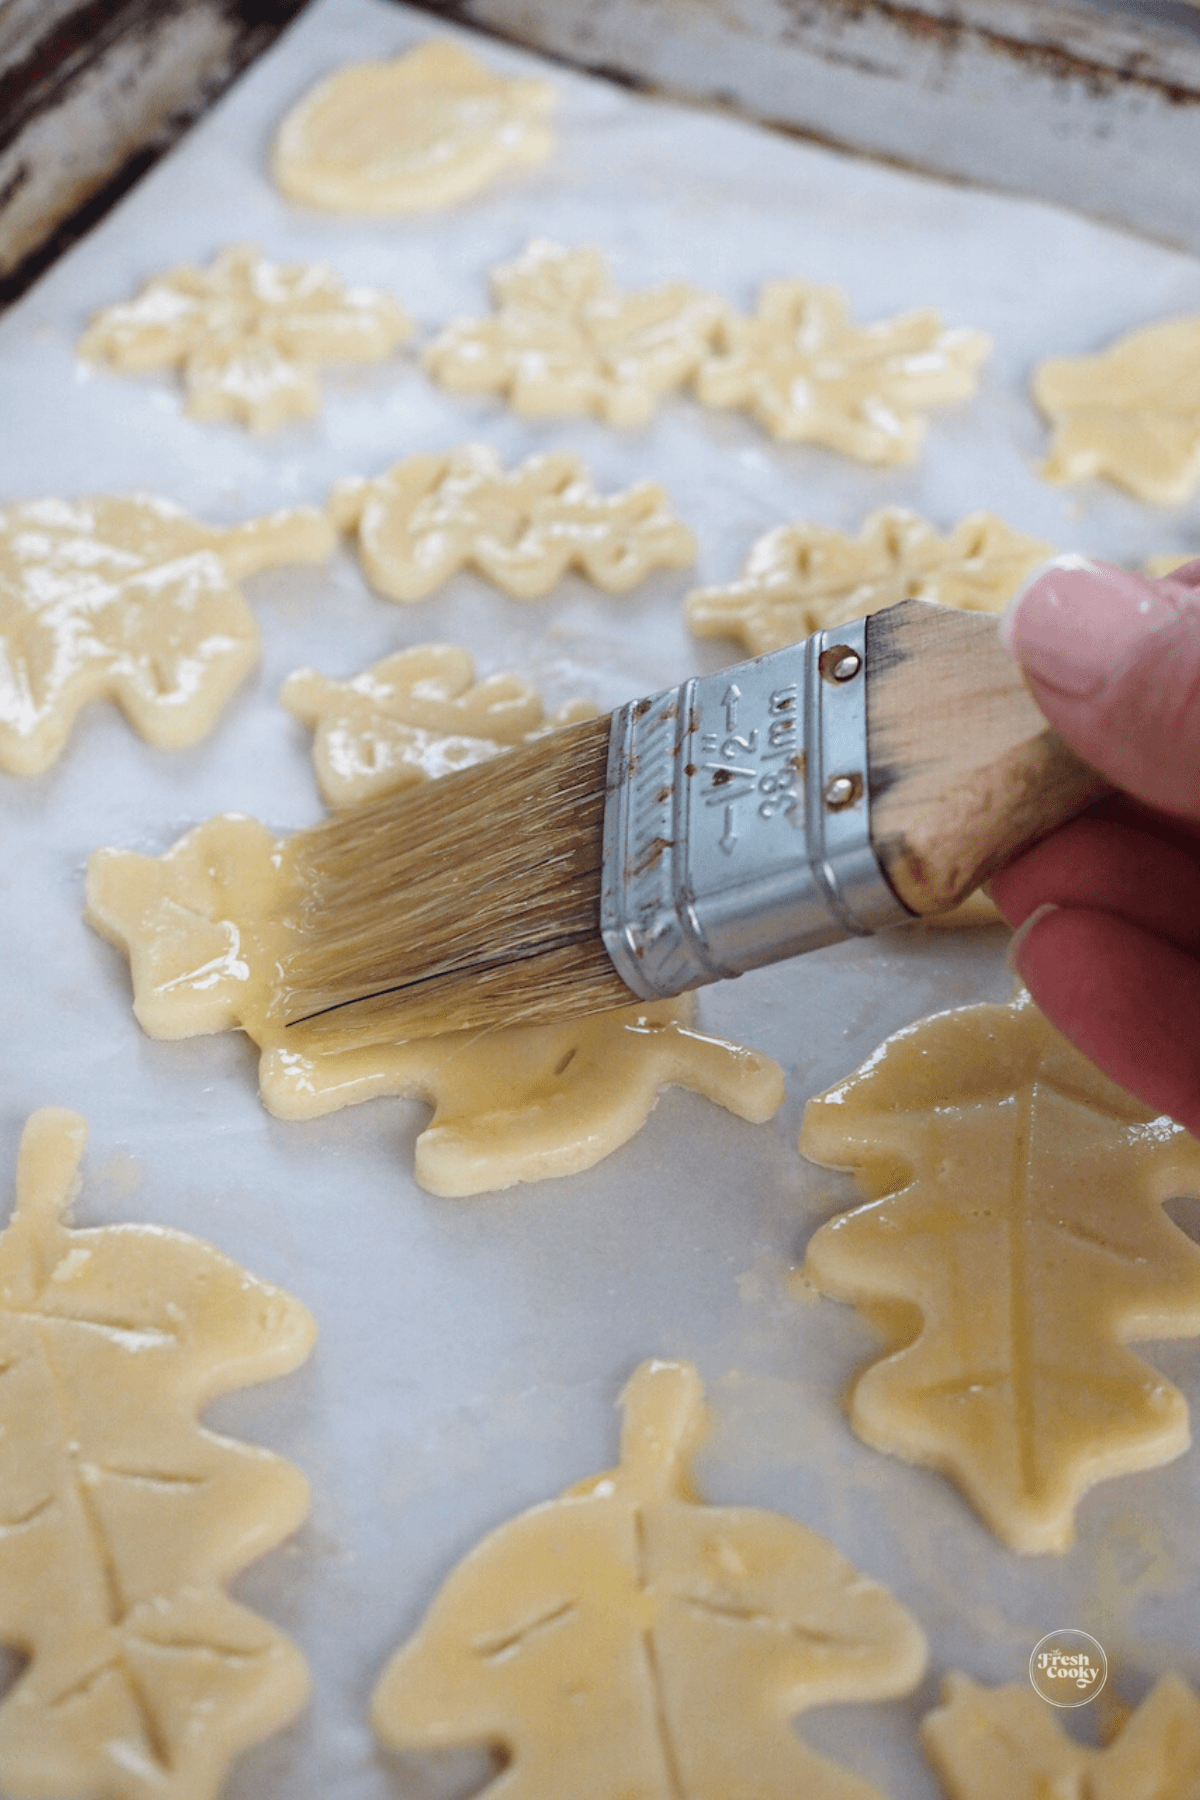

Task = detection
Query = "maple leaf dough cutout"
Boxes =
[1033,315,1200,505]
[373,1358,927,1799]
[685,506,1053,657]
[281,643,597,808]
[922,1670,1200,1799]
[79,244,414,432]
[0,493,335,775]
[271,38,557,213]
[423,240,728,428]
[84,814,783,1198]
[695,280,991,461]
[328,444,696,603]
[0,1108,314,1800]
[799,986,1200,1554]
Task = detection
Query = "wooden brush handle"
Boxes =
[865,599,1109,915]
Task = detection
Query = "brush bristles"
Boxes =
[280,714,640,1049]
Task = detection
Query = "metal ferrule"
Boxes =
[598,615,913,1002]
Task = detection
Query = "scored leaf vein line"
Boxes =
[471,1601,577,1662]
[0,1495,54,1531]
[634,1506,684,1800]
[1008,1078,1039,1500]
[50,1658,121,1710]
[684,1596,851,1647]
[12,1307,178,1349]
[31,1318,171,1772]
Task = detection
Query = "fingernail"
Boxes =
[1002,557,1181,698]
[998,554,1097,651]
[1006,902,1059,978]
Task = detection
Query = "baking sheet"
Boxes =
[2,2,1200,1792]
[450,0,1200,259]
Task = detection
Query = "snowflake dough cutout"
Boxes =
[373,1359,927,1799]
[85,810,782,1198]
[79,244,414,432]
[686,507,1053,655]
[0,493,335,774]
[1033,315,1200,505]
[696,280,991,461]
[281,643,596,808]
[0,1108,314,1800]
[329,444,696,602]
[922,1671,1200,1799]
[272,38,556,213]
[423,240,728,427]
[800,986,1200,1554]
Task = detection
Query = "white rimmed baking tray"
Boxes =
[1,2,1199,1793]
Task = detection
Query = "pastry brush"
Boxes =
[279,586,1108,1050]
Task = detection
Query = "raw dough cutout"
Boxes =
[696,280,990,460]
[79,244,413,432]
[922,1670,1200,1799]
[917,891,1005,930]
[373,1358,927,1798]
[281,643,596,807]
[686,507,1052,655]
[1034,315,1200,505]
[423,240,727,427]
[0,493,334,774]
[329,444,696,602]
[0,1108,313,1799]
[85,815,783,1197]
[800,987,1200,1554]
[272,38,556,213]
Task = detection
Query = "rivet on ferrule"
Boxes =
[598,612,913,1002]
[819,644,863,684]
[823,772,862,810]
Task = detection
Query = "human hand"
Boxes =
[989,556,1200,1133]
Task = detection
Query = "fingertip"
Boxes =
[1002,563,1200,822]
[998,553,1101,653]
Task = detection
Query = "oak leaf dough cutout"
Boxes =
[329,444,696,602]
[0,493,334,774]
[272,38,556,213]
[85,667,782,1196]
[373,1358,927,1799]
[922,1670,1200,1799]
[423,240,728,428]
[281,643,596,808]
[686,506,1053,656]
[79,244,414,432]
[696,280,990,461]
[1033,315,1200,505]
[0,1108,314,1800]
[800,987,1200,1553]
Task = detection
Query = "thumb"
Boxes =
[1003,556,1200,823]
